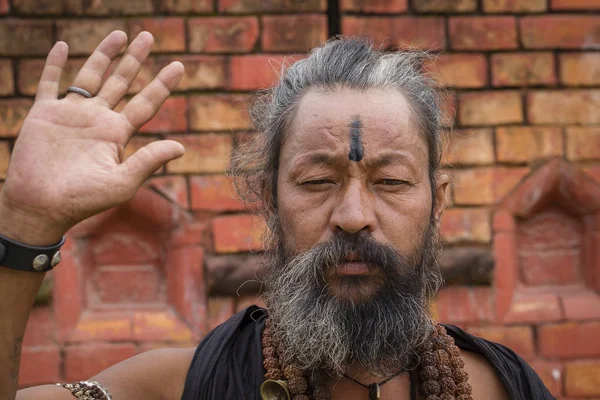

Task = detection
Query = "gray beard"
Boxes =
[262,223,443,377]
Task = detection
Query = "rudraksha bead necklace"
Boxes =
[261,318,473,400]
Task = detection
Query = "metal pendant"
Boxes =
[368,383,381,400]
[260,379,291,400]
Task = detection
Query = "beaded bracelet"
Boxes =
[57,380,112,400]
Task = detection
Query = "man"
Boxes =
[0,31,553,400]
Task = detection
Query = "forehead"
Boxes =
[285,88,427,159]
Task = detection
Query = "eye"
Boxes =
[376,179,410,186]
[302,179,334,185]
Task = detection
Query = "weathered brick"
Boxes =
[149,176,188,209]
[128,18,185,53]
[540,322,600,359]
[139,97,188,134]
[262,15,327,52]
[161,0,213,12]
[434,287,492,324]
[212,214,265,253]
[64,343,137,381]
[0,0,8,14]
[190,175,246,211]
[551,0,600,9]
[452,167,529,205]
[560,53,600,86]
[440,207,491,244]
[219,0,327,13]
[342,16,446,50]
[566,127,600,161]
[228,55,290,91]
[483,0,547,12]
[0,60,13,96]
[528,90,600,125]
[530,362,563,398]
[94,266,162,303]
[413,0,477,12]
[19,346,61,387]
[425,54,487,88]
[167,134,233,173]
[497,127,563,163]
[208,296,236,330]
[0,99,33,137]
[491,53,556,87]
[81,0,154,15]
[133,311,193,342]
[189,17,259,53]
[503,292,562,324]
[0,20,53,56]
[23,307,55,347]
[459,91,523,126]
[190,95,250,131]
[520,16,600,49]
[467,326,535,360]
[449,17,517,50]
[12,0,81,14]
[56,19,127,55]
[561,291,600,321]
[341,0,408,12]
[565,361,600,396]
[443,128,494,166]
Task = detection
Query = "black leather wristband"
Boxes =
[0,233,65,272]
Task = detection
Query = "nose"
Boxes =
[329,180,376,235]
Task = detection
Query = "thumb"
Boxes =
[121,139,185,187]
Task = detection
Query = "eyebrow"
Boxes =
[364,152,418,172]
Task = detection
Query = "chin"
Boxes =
[326,275,385,304]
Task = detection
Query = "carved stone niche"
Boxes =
[53,187,206,345]
[494,159,600,324]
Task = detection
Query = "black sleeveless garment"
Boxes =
[181,306,555,400]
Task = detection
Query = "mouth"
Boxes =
[335,252,373,276]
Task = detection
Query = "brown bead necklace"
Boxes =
[261,318,474,400]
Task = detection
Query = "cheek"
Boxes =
[278,191,331,252]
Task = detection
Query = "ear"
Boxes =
[433,171,450,226]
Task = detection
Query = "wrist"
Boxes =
[0,198,66,246]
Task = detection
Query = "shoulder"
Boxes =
[461,349,510,400]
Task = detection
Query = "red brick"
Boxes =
[560,53,600,86]
[520,16,600,49]
[190,175,246,211]
[491,53,556,87]
[64,343,136,380]
[81,0,154,15]
[139,97,188,134]
[467,326,535,360]
[540,322,600,359]
[0,60,13,95]
[161,0,213,12]
[128,18,185,53]
[496,127,563,163]
[92,230,159,262]
[149,176,188,209]
[433,287,492,324]
[566,127,600,161]
[57,19,127,55]
[23,307,55,347]
[228,54,292,91]
[262,15,327,52]
[459,91,523,126]
[133,311,193,342]
[530,362,564,397]
[449,17,517,50]
[0,19,53,56]
[69,313,133,342]
[529,90,600,125]
[12,0,80,14]
[219,0,327,13]
[190,95,250,131]
[552,0,600,9]
[440,207,491,244]
[0,0,7,13]
[443,128,494,166]
[425,54,487,88]
[342,16,446,50]
[503,292,562,323]
[208,296,236,331]
[19,346,60,386]
[483,0,547,12]
[565,361,600,396]
[189,17,259,53]
[413,0,477,12]
[561,291,600,321]
[0,99,32,137]
[341,0,408,13]
[212,214,265,253]
[167,134,233,173]
[18,58,85,96]
[452,167,529,205]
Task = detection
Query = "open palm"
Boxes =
[1,31,185,242]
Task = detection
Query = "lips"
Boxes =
[336,260,371,276]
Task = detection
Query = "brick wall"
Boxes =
[1,0,600,398]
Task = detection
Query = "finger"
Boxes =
[36,42,69,101]
[66,30,128,100]
[95,31,154,109]
[121,140,185,187]
[121,61,184,130]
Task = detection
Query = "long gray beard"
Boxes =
[263,224,443,377]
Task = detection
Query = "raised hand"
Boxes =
[0,31,185,245]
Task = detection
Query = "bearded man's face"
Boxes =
[263,88,449,377]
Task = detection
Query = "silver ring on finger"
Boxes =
[66,86,93,98]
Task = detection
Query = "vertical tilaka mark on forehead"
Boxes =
[348,116,364,162]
